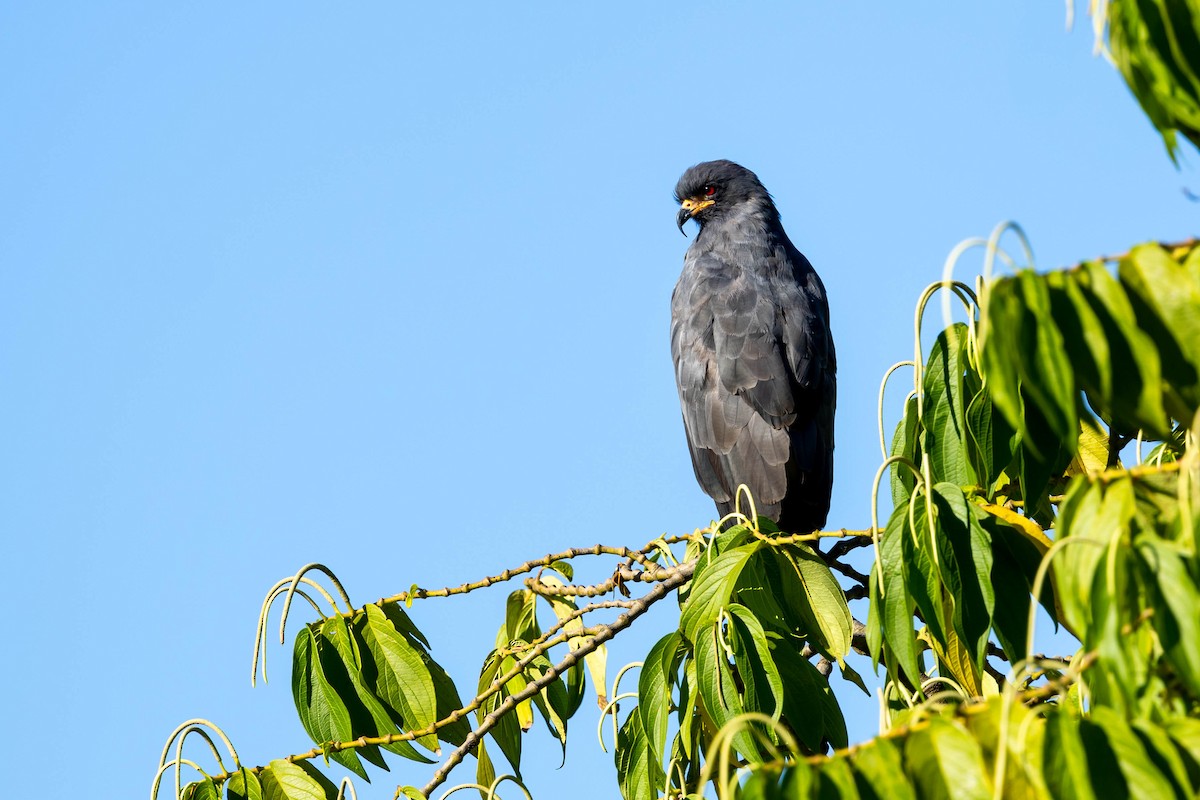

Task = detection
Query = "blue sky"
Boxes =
[2,3,1195,798]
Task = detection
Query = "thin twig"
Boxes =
[419,559,699,798]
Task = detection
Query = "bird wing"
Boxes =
[672,246,834,524]
[671,250,796,507]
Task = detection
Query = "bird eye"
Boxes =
[704,185,717,197]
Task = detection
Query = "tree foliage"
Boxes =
[152,5,1199,799]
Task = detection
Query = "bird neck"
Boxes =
[698,197,786,246]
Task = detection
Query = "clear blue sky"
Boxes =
[2,3,1194,798]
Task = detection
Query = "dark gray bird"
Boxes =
[671,160,835,532]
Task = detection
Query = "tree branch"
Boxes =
[419,558,699,798]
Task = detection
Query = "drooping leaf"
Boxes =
[1090,707,1178,800]
[291,627,366,779]
[476,651,522,777]
[178,779,220,800]
[773,643,846,753]
[775,543,852,664]
[1138,537,1200,700]
[1043,708,1098,800]
[543,582,607,711]
[318,616,416,769]
[1119,243,1200,417]
[903,717,991,800]
[891,395,921,507]
[637,632,682,777]
[475,738,496,797]
[614,703,664,800]
[931,483,994,681]
[358,604,439,754]
[1107,0,1200,158]
[876,505,922,687]
[1132,719,1195,799]
[694,621,759,762]
[680,543,759,643]
[1054,476,1135,635]
[1075,260,1170,436]
[851,738,916,800]
[260,759,337,800]
[501,590,540,646]
[428,656,470,747]
[522,647,571,762]
[977,277,1026,442]
[816,756,861,800]
[226,769,264,800]
[922,323,972,487]
[1017,270,1078,454]
[726,604,785,720]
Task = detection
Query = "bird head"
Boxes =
[674,160,773,235]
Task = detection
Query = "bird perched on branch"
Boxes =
[671,160,836,532]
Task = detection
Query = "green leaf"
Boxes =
[1091,707,1178,800]
[1119,243,1200,417]
[817,756,861,800]
[902,505,948,655]
[477,651,523,774]
[978,277,1026,441]
[932,483,994,681]
[680,543,759,643]
[1132,719,1194,799]
[776,543,852,664]
[922,324,972,487]
[985,526,1037,664]
[178,779,220,800]
[614,704,663,800]
[1075,260,1170,436]
[779,759,816,797]
[260,760,337,800]
[1106,0,1200,158]
[637,632,682,777]
[851,738,915,800]
[358,604,439,753]
[1017,394,1073,523]
[475,739,496,797]
[226,769,263,800]
[965,387,1014,497]
[1018,270,1078,453]
[379,602,431,651]
[774,643,846,753]
[1139,537,1200,699]
[1054,476,1134,635]
[732,555,798,641]
[428,656,470,747]
[1047,270,1112,411]
[291,627,366,779]
[904,717,990,800]
[1079,714,1133,797]
[321,616,432,767]
[726,604,785,719]
[1043,708,1097,800]
[500,590,540,646]
[1164,717,1200,781]
[694,621,759,762]
[891,395,921,506]
[876,506,922,687]
[523,648,571,762]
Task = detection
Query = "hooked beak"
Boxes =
[676,205,692,235]
[676,197,715,235]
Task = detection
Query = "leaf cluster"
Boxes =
[1102,0,1200,160]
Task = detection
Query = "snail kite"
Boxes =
[671,160,836,532]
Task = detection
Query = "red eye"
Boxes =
[704,185,717,197]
